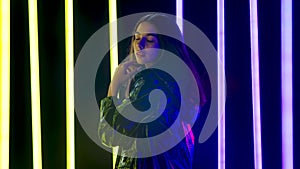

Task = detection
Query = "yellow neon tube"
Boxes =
[109,0,119,79]
[0,0,10,168]
[65,0,75,168]
[109,0,119,168]
[28,0,42,168]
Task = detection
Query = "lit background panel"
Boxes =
[249,0,263,168]
[0,0,10,168]
[108,0,119,168]
[65,0,75,169]
[176,0,183,33]
[28,0,42,168]
[217,0,225,169]
[281,0,293,168]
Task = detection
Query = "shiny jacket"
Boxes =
[98,68,197,169]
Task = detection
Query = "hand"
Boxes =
[108,60,141,96]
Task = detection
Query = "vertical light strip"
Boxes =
[28,0,42,168]
[249,0,263,168]
[65,0,75,168]
[217,0,225,169]
[0,0,10,168]
[176,0,183,33]
[281,0,293,168]
[109,0,118,79]
[108,0,119,168]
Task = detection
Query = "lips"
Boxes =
[135,51,144,57]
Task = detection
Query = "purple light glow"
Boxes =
[281,0,293,168]
[249,0,263,168]
[217,0,225,169]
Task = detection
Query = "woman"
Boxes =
[98,13,206,169]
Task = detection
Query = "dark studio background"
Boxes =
[10,0,299,169]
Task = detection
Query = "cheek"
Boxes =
[146,43,160,57]
[151,42,160,49]
[149,50,160,58]
[151,44,160,56]
[145,49,160,63]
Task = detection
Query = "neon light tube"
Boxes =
[109,0,118,80]
[249,0,263,168]
[0,0,10,168]
[65,0,75,169]
[108,0,119,168]
[176,0,183,33]
[217,0,225,169]
[28,0,42,168]
[281,0,293,168]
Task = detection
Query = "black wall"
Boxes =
[10,0,299,168]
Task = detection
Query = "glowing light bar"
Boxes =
[108,0,119,168]
[217,0,225,169]
[28,0,42,168]
[249,0,263,168]
[176,0,183,33]
[0,0,10,168]
[281,0,293,168]
[65,0,75,169]
[109,0,118,80]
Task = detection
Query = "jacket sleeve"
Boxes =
[98,73,185,148]
[98,96,130,147]
[98,95,146,148]
[98,96,181,149]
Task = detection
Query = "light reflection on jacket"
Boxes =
[98,68,198,169]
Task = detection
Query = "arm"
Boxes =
[98,60,141,147]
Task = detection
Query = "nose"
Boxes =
[137,37,146,50]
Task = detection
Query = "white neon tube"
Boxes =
[281,0,293,168]
[249,0,263,168]
[217,0,225,169]
[176,0,183,33]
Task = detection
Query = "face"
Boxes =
[133,22,160,67]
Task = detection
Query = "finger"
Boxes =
[122,60,136,69]
[125,68,131,74]
[125,66,136,75]
[125,67,138,78]
[136,66,143,71]
[127,65,137,72]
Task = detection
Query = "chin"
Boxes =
[136,60,144,65]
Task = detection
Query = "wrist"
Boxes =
[109,81,120,97]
